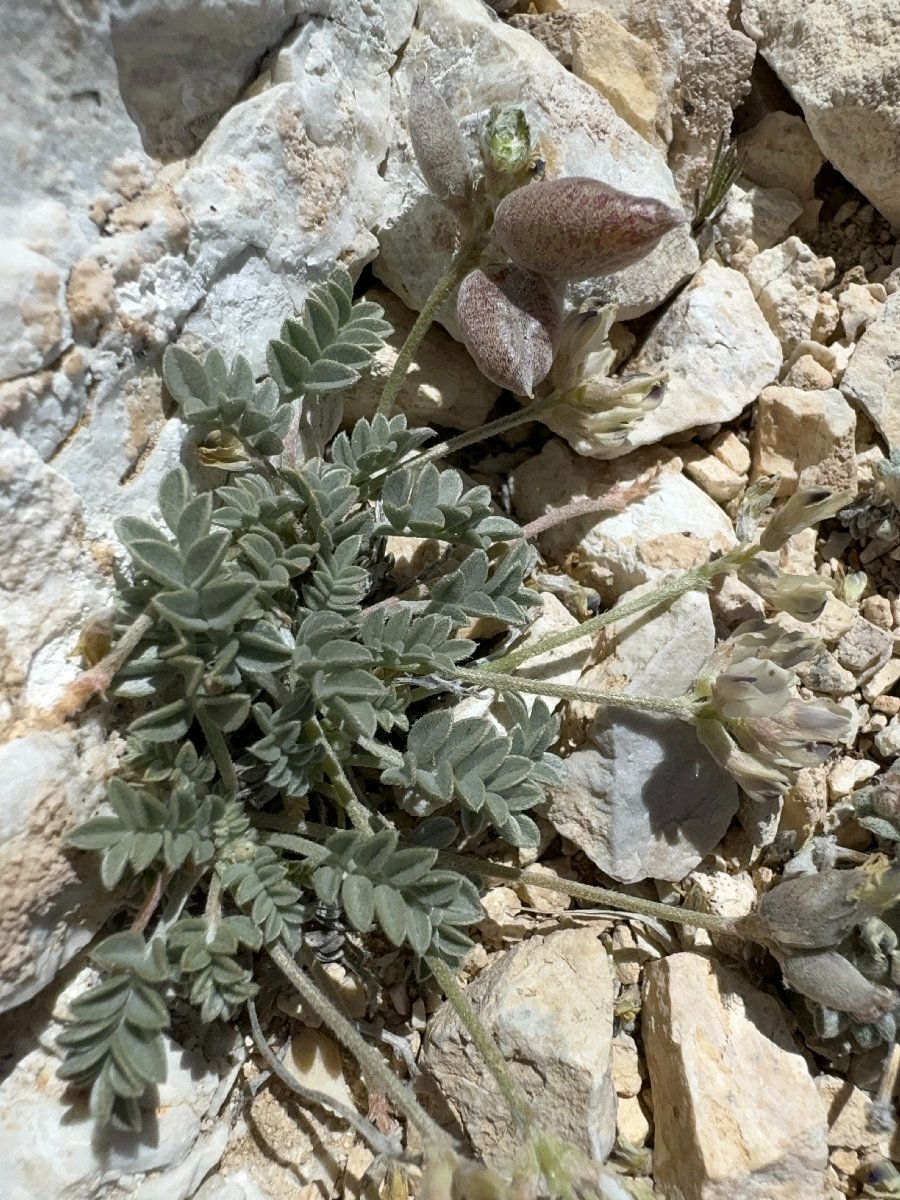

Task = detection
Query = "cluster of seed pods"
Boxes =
[407,75,686,398]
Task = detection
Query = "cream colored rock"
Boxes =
[341,286,498,431]
[742,0,900,228]
[747,237,839,355]
[838,280,886,341]
[286,1028,355,1110]
[711,181,804,267]
[782,354,834,391]
[571,10,669,149]
[618,1094,652,1147]
[512,441,736,602]
[752,386,857,496]
[740,112,825,200]
[827,757,880,799]
[643,953,828,1200]
[709,430,750,476]
[616,259,781,453]
[680,446,744,502]
[841,292,900,451]
[423,928,617,1172]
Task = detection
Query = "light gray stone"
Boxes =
[841,292,900,451]
[543,589,739,883]
[740,112,825,201]
[0,729,116,1014]
[375,0,698,328]
[746,237,839,356]
[618,260,782,453]
[643,953,828,1200]
[512,441,736,603]
[423,928,616,1172]
[0,242,71,380]
[742,0,900,228]
[751,386,857,497]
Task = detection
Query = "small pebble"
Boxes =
[828,757,880,799]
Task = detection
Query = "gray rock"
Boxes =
[834,615,894,682]
[643,953,828,1199]
[742,0,900,228]
[544,589,739,883]
[423,928,616,1172]
[375,0,698,327]
[841,292,900,451]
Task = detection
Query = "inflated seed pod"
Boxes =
[778,948,897,1021]
[408,74,472,216]
[493,176,685,281]
[456,265,562,396]
[749,868,871,950]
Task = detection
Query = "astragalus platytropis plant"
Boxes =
[54,72,898,1199]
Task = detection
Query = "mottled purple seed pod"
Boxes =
[456,266,562,396]
[492,176,686,282]
[408,74,472,216]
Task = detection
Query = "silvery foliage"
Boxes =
[60,269,562,1131]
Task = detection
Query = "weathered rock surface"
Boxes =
[544,589,739,883]
[746,237,839,356]
[752,386,857,496]
[512,442,737,602]
[619,259,782,452]
[375,0,698,326]
[740,112,825,201]
[423,928,616,1172]
[841,291,900,450]
[742,0,900,228]
[643,953,829,1199]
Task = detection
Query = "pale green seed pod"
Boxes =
[759,486,856,551]
[750,868,871,950]
[492,176,685,282]
[408,74,472,217]
[456,265,562,396]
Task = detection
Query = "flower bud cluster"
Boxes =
[406,76,686,426]
[693,621,851,804]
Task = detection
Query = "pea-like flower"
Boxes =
[455,265,562,396]
[492,176,686,282]
[692,621,851,803]
[738,558,835,622]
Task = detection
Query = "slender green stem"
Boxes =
[484,542,760,674]
[311,717,376,834]
[373,394,559,485]
[269,941,455,1151]
[435,853,735,933]
[376,234,488,419]
[443,665,698,721]
[426,954,535,1133]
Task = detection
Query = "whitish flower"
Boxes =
[407,74,472,218]
[759,485,856,551]
[492,176,686,282]
[544,306,666,451]
[693,621,852,803]
[738,558,834,622]
[456,265,562,396]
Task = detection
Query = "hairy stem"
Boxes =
[55,612,154,718]
[270,942,455,1151]
[376,235,487,419]
[436,852,735,933]
[130,870,172,935]
[443,665,698,721]
[426,954,534,1133]
[312,718,378,834]
[484,543,760,674]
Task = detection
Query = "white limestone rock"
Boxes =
[375,0,698,327]
[615,259,782,453]
[643,953,829,1200]
[423,928,617,1172]
[543,589,739,883]
[0,242,71,380]
[841,292,900,451]
[746,237,839,356]
[710,181,804,269]
[512,441,736,602]
[742,0,900,229]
